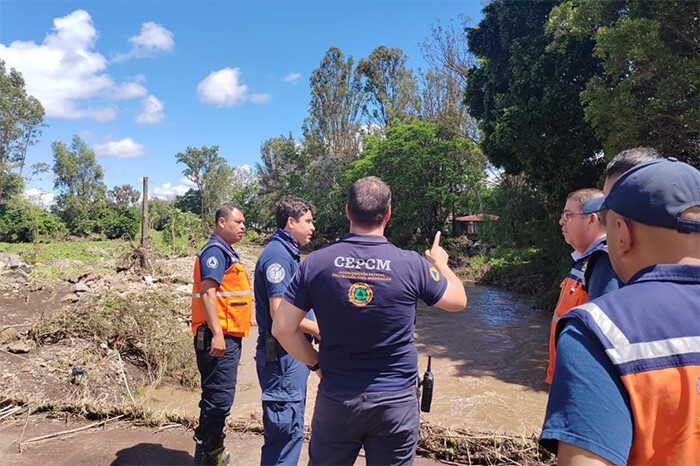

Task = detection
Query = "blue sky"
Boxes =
[0,1,484,202]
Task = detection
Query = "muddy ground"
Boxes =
[0,245,551,465]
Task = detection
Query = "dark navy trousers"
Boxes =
[309,386,420,466]
[194,333,242,453]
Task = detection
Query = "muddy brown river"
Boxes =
[147,283,551,436]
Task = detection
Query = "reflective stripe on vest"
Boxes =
[191,290,252,298]
[573,302,700,366]
[562,291,700,465]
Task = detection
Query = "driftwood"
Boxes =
[418,421,556,465]
[20,414,125,446]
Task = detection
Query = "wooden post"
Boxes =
[141,177,149,249]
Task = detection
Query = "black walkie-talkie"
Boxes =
[420,356,434,412]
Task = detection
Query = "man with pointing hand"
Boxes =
[273,176,467,466]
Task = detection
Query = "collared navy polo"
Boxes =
[199,234,240,285]
[255,229,314,352]
[283,233,448,392]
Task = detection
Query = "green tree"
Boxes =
[174,188,202,215]
[0,59,46,200]
[419,16,480,141]
[464,0,603,201]
[108,184,141,207]
[303,47,365,161]
[175,145,231,227]
[357,46,420,128]
[547,0,700,165]
[348,119,486,246]
[52,135,107,235]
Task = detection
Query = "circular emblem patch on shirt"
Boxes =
[429,266,440,282]
[348,282,373,306]
[205,256,219,269]
[266,263,286,284]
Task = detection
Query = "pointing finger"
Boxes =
[432,231,441,249]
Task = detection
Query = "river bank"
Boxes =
[0,239,555,464]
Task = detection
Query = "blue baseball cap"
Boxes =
[583,158,700,233]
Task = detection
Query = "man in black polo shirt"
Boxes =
[273,176,467,465]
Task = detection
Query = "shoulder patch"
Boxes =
[429,266,440,282]
[206,256,219,269]
[266,263,286,284]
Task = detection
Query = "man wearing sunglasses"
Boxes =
[545,188,621,384]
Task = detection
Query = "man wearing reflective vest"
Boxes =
[546,188,620,384]
[540,158,700,465]
[191,203,252,466]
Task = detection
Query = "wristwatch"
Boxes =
[307,362,319,372]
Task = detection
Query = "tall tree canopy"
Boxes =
[175,145,231,226]
[547,0,700,166]
[357,46,420,128]
[464,0,603,201]
[52,135,107,234]
[107,184,141,207]
[349,119,486,245]
[0,59,46,200]
[303,47,365,161]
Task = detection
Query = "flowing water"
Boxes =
[147,283,551,435]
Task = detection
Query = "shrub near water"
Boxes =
[32,290,198,389]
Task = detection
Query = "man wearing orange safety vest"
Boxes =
[540,157,700,465]
[191,203,252,466]
[546,188,620,384]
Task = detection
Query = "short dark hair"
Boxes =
[275,196,315,229]
[347,176,391,228]
[606,147,662,178]
[215,203,244,223]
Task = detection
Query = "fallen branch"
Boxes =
[116,351,135,404]
[157,422,182,431]
[20,414,125,446]
[0,405,22,421]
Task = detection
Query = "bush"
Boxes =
[162,208,202,255]
[95,206,140,239]
[0,198,65,242]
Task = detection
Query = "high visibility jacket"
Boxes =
[559,264,700,465]
[191,238,253,337]
[546,240,608,384]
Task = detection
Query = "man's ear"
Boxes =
[383,205,392,224]
[286,216,295,230]
[345,204,351,221]
[616,217,633,256]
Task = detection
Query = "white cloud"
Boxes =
[23,189,55,208]
[251,93,271,104]
[110,81,148,100]
[197,67,248,107]
[0,9,127,121]
[179,177,197,189]
[284,72,301,84]
[130,21,174,52]
[93,137,147,159]
[113,21,174,62]
[152,182,191,199]
[136,95,164,124]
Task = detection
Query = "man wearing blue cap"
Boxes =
[540,158,700,465]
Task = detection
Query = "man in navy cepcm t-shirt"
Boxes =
[273,177,467,466]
